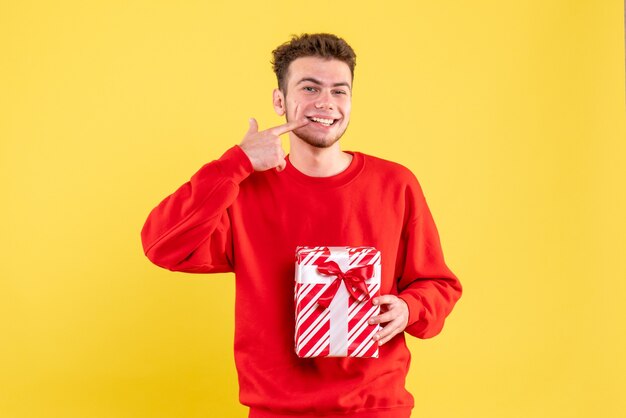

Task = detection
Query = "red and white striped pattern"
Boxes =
[294,246,381,358]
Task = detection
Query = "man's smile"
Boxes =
[306,116,339,127]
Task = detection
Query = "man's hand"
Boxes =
[239,117,309,172]
[368,295,409,346]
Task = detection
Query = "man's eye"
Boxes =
[303,86,317,92]
[333,90,347,95]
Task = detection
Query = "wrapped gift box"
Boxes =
[294,246,381,358]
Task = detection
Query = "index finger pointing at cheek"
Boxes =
[267,118,309,136]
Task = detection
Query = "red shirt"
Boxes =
[141,145,462,417]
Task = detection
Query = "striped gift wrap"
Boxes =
[294,246,381,358]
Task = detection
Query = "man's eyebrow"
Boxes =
[296,77,352,90]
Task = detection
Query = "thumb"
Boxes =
[247,117,259,134]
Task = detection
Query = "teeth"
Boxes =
[310,117,334,126]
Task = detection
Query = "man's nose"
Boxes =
[314,91,335,110]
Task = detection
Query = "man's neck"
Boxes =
[288,136,353,177]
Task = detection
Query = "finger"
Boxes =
[378,329,399,346]
[267,118,309,136]
[275,147,287,172]
[275,158,286,172]
[373,324,396,345]
[375,319,403,345]
[372,295,398,306]
[247,117,259,134]
[368,310,396,325]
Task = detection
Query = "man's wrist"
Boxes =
[397,293,425,327]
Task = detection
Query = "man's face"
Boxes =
[274,56,352,148]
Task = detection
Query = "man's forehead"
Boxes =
[286,57,352,87]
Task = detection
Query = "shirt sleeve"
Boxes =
[396,174,462,339]
[140,145,254,273]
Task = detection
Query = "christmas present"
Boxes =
[294,246,381,358]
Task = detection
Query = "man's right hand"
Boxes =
[239,118,309,172]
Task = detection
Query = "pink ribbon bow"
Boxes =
[316,261,374,309]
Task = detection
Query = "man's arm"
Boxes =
[140,145,253,273]
[140,118,310,273]
[368,175,462,344]
[394,209,462,339]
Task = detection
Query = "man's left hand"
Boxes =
[368,295,409,346]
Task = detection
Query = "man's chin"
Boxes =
[306,138,337,149]
[294,132,339,148]
[293,126,346,149]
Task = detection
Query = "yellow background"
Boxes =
[1,1,625,417]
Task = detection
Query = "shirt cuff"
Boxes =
[397,293,425,328]
[216,145,255,183]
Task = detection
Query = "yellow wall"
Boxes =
[1,1,624,417]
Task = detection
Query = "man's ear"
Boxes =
[273,88,285,116]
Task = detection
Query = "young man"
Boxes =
[141,33,462,418]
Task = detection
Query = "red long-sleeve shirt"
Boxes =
[141,145,462,418]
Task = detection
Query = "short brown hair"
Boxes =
[271,33,356,93]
